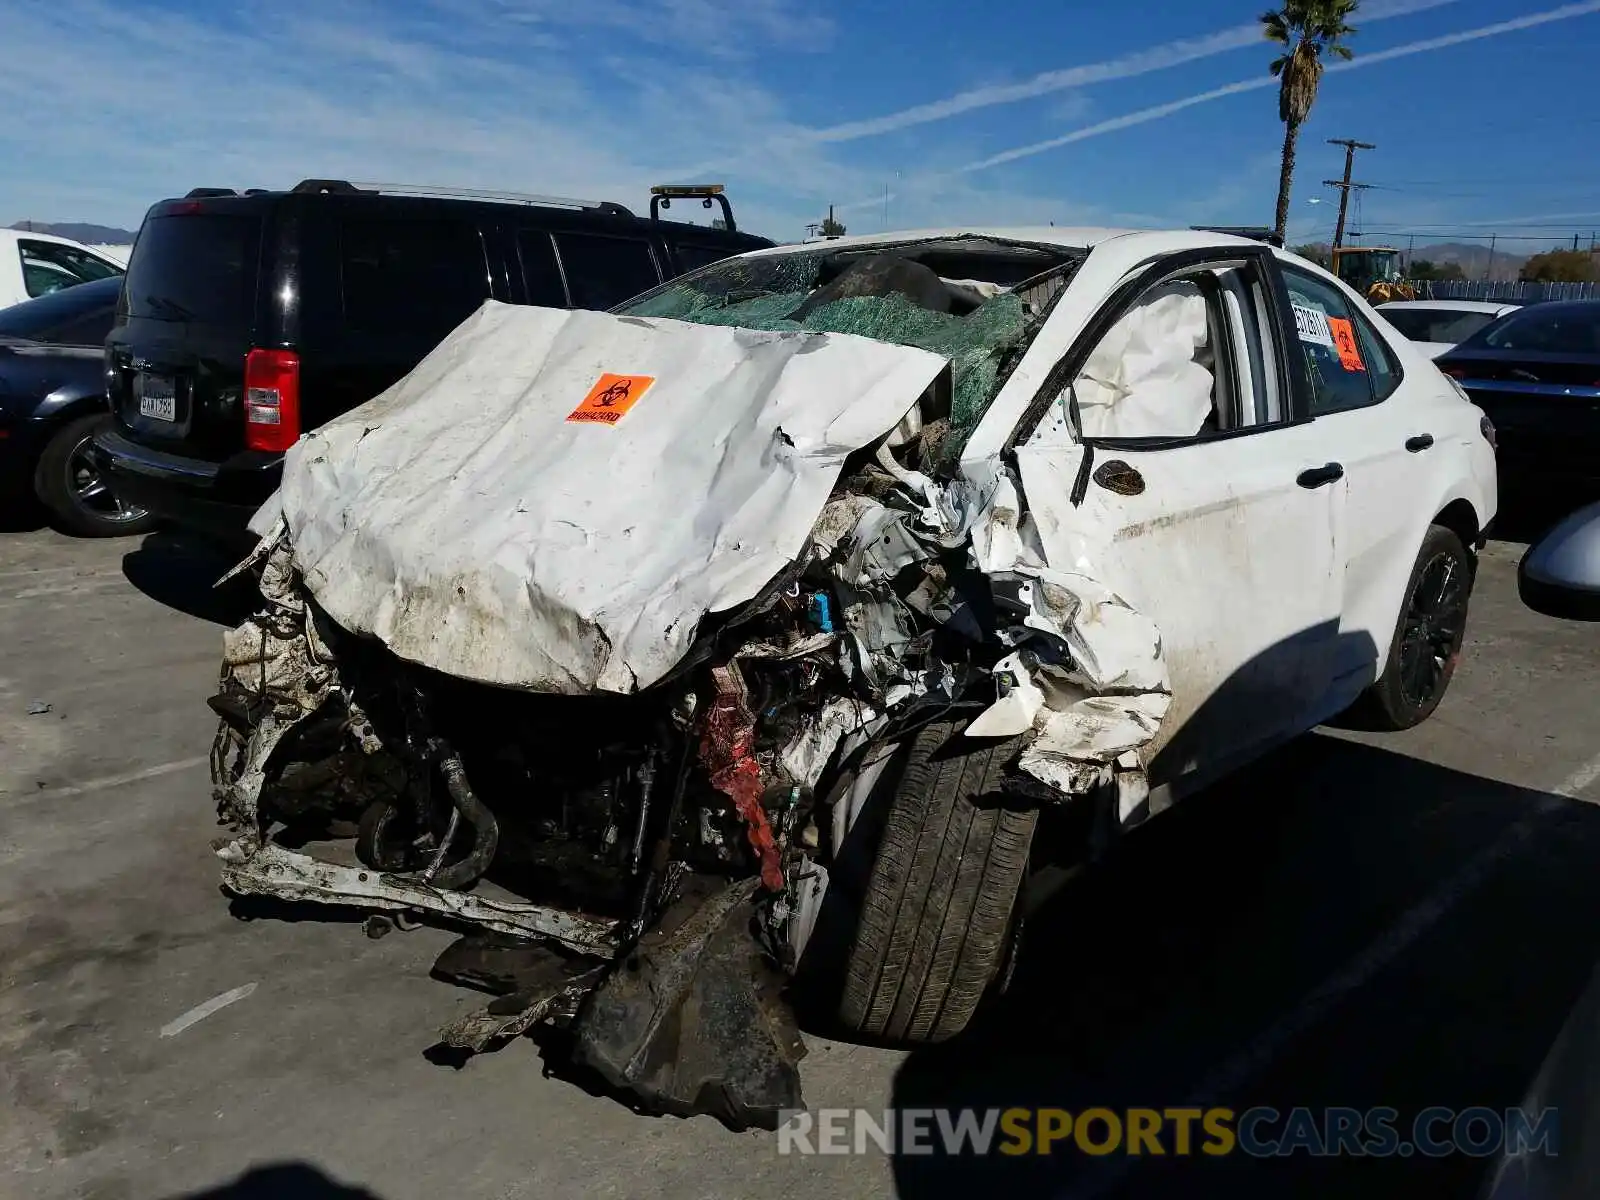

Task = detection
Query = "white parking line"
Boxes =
[6,756,209,803]
[160,983,258,1039]
[1554,749,1600,802]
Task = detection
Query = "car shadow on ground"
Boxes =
[121,529,259,626]
[885,731,1600,1199]
[163,1162,385,1199]
[0,489,46,534]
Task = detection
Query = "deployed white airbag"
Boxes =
[1071,281,1213,439]
[273,302,947,695]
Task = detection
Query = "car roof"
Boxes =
[146,188,772,247]
[1376,299,1517,313]
[749,226,1270,260]
[0,228,114,252]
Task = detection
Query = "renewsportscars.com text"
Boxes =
[777,1106,1558,1159]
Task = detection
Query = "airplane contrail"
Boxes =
[956,0,1600,176]
[667,0,1460,175]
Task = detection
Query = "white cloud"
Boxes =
[456,0,835,57]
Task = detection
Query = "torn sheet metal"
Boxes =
[215,839,620,953]
[272,302,946,696]
[571,879,805,1131]
[958,463,1172,799]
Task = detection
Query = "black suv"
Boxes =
[93,180,771,544]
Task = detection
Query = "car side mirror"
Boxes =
[1519,500,1600,620]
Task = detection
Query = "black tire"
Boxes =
[33,415,157,538]
[1349,524,1474,732]
[838,718,1038,1044]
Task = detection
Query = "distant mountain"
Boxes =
[8,220,137,244]
[1409,242,1529,282]
[1290,240,1530,282]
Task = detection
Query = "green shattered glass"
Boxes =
[625,286,1031,462]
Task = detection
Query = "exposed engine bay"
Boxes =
[208,236,1177,1129]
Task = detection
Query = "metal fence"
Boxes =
[1414,279,1600,303]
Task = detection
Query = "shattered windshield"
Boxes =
[616,237,1084,463]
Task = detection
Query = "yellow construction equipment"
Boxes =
[1330,246,1416,303]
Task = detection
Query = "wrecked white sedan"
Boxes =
[208,228,1496,1125]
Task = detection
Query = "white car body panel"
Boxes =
[0,229,126,311]
[255,224,1497,809]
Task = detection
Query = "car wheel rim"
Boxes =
[1398,550,1469,712]
[66,435,148,523]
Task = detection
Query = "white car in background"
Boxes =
[0,229,125,311]
[1376,298,1520,358]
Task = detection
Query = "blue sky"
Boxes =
[4,0,1599,251]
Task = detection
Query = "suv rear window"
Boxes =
[340,218,491,338]
[124,214,262,325]
[553,233,660,309]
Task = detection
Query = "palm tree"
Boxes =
[1263,0,1358,243]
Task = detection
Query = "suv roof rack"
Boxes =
[298,179,634,216]
[1191,225,1284,247]
[186,187,239,198]
[649,184,735,233]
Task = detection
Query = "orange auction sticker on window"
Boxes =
[566,373,656,425]
[1326,318,1366,373]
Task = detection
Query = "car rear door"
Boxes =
[1274,262,1446,704]
[1012,247,1346,789]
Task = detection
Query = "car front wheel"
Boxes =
[837,718,1038,1044]
[34,415,157,538]
[1351,523,1475,731]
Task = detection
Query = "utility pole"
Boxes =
[1485,234,1497,282]
[1324,138,1376,251]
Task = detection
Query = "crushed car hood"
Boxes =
[268,301,948,694]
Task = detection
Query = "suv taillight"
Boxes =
[244,348,300,452]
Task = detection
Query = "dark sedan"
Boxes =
[1436,300,1600,489]
[0,278,155,536]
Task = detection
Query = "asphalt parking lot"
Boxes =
[3,514,1600,1200]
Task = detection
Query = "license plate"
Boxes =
[137,374,176,422]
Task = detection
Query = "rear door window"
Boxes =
[18,239,122,299]
[1280,267,1379,415]
[340,218,491,340]
[123,215,262,325]
[516,229,569,308]
[552,233,661,309]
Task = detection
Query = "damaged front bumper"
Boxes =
[204,317,1175,1126]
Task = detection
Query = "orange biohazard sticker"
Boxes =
[566,373,656,426]
[1326,317,1366,373]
